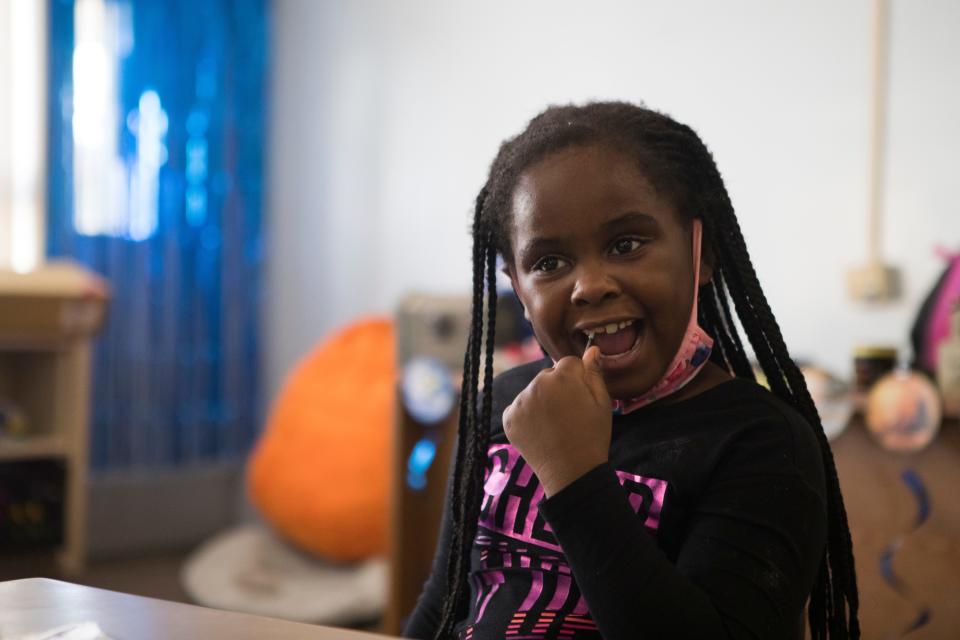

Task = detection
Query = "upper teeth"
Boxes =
[585,320,635,340]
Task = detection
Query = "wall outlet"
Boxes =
[847,262,901,302]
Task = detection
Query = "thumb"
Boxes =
[581,346,609,402]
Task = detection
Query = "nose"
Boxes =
[571,263,621,306]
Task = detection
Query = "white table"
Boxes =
[0,578,392,639]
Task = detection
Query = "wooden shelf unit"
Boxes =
[0,340,93,576]
[0,263,108,577]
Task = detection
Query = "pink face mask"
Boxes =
[611,218,714,415]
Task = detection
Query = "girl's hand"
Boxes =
[502,346,612,497]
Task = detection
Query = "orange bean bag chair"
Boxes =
[247,318,395,562]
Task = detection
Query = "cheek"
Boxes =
[519,280,562,321]
[527,301,559,338]
[522,290,568,351]
[639,270,692,351]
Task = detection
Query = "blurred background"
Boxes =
[1,0,959,638]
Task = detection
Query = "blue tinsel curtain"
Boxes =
[47,0,268,470]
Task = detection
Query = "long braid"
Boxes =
[712,269,754,378]
[700,273,753,379]
[689,138,858,636]
[696,229,859,639]
[433,102,859,639]
[478,231,499,469]
[435,191,490,638]
[693,154,859,637]
[700,286,733,372]
[715,210,856,637]
[712,199,858,638]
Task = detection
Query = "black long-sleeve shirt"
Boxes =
[404,359,827,639]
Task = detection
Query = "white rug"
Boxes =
[181,524,386,626]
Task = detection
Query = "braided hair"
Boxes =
[435,102,859,639]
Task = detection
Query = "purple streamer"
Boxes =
[879,468,932,637]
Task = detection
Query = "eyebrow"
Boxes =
[517,211,659,266]
[601,211,659,232]
[517,238,563,266]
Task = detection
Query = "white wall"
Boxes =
[266,0,960,401]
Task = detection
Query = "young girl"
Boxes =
[403,102,859,640]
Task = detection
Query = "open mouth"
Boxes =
[577,318,644,359]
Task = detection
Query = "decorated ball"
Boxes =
[865,370,942,452]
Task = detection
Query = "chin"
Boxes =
[602,371,658,402]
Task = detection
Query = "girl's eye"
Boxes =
[532,255,568,273]
[611,238,645,256]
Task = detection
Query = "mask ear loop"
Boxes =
[691,219,705,316]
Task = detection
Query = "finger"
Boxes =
[502,400,516,430]
[582,345,601,370]
[581,346,610,403]
[553,355,583,374]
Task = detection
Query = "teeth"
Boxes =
[583,319,635,340]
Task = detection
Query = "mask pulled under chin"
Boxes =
[611,218,714,415]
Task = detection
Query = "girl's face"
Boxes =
[506,143,709,400]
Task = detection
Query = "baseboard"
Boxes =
[87,462,247,560]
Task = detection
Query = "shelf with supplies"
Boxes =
[0,262,109,576]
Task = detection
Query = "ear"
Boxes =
[503,262,531,322]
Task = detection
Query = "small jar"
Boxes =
[853,346,898,395]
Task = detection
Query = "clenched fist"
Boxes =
[502,346,612,497]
